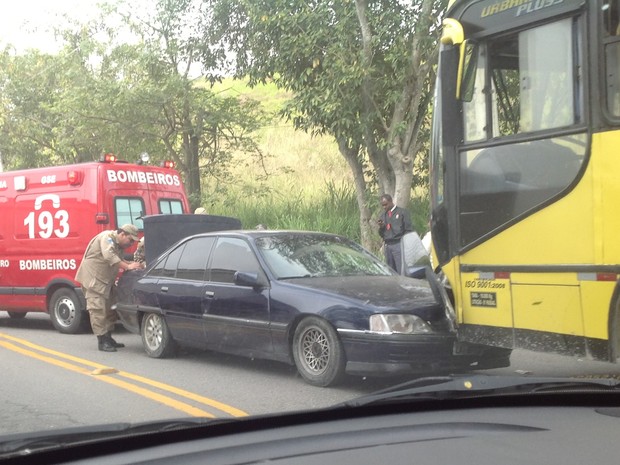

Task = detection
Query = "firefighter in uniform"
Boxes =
[75,224,143,352]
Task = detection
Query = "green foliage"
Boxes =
[204,0,446,248]
[206,0,445,160]
[0,0,437,250]
[207,177,429,253]
[209,180,359,238]
[197,91,430,249]
[0,0,268,213]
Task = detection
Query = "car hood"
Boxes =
[281,275,440,310]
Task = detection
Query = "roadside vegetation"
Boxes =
[205,78,430,251]
[0,0,442,250]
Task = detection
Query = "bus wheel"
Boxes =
[49,288,87,334]
[7,312,27,319]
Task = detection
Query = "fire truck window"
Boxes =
[160,199,184,214]
[115,198,145,229]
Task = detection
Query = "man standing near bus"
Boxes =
[378,194,413,274]
[76,225,143,352]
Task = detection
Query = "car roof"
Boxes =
[186,230,344,239]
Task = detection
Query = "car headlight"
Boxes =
[369,314,431,334]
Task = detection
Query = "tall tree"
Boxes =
[205,0,447,247]
[0,49,78,169]
[0,0,268,211]
[66,0,269,208]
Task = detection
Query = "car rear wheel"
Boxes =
[292,317,345,387]
[49,288,89,334]
[141,312,175,358]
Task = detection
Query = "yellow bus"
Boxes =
[430,0,620,361]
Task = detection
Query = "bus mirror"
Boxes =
[441,18,464,46]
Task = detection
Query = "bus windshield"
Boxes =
[435,11,587,251]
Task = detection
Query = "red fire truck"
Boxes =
[0,154,190,333]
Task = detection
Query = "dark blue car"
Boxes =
[116,231,510,386]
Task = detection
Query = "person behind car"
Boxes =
[377,193,413,274]
[133,236,145,264]
[75,225,143,352]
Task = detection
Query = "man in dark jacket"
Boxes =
[378,194,413,274]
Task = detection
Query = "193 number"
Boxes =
[24,210,70,239]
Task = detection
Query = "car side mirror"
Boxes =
[234,271,263,289]
[400,232,431,276]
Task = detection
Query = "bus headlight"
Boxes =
[369,314,431,334]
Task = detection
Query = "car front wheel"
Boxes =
[292,317,345,387]
[141,312,175,358]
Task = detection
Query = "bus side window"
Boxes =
[604,1,620,115]
[603,1,620,36]
[605,43,620,115]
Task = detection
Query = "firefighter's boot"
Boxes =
[106,332,125,348]
[97,335,117,352]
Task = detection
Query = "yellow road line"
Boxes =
[119,371,247,417]
[0,333,248,418]
[0,340,214,417]
[0,332,112,369]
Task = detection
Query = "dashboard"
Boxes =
[9,394,619,465]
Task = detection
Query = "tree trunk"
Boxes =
[337,139,374,250]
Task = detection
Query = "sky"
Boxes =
[0,0,109,53]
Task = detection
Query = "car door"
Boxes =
[155,236,215,348]
[203,236,272,357]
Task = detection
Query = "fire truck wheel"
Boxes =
[7,312,27,319]
[141,312,176,358]
[49,288,88,334]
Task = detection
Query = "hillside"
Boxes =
[209,78,351,201]
[202,78,428,244]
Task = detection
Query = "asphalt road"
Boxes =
[2,312,620,435]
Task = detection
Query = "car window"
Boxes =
[209,237,261,284]
[149,242,186,278]
[175,237,215,281]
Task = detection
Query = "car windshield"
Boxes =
[255,234,393,279]
[3,0,620,462]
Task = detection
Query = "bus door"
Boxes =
[434,2,592,355]
[454,17,589,353]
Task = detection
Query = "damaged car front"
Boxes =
[116,230,510,387]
